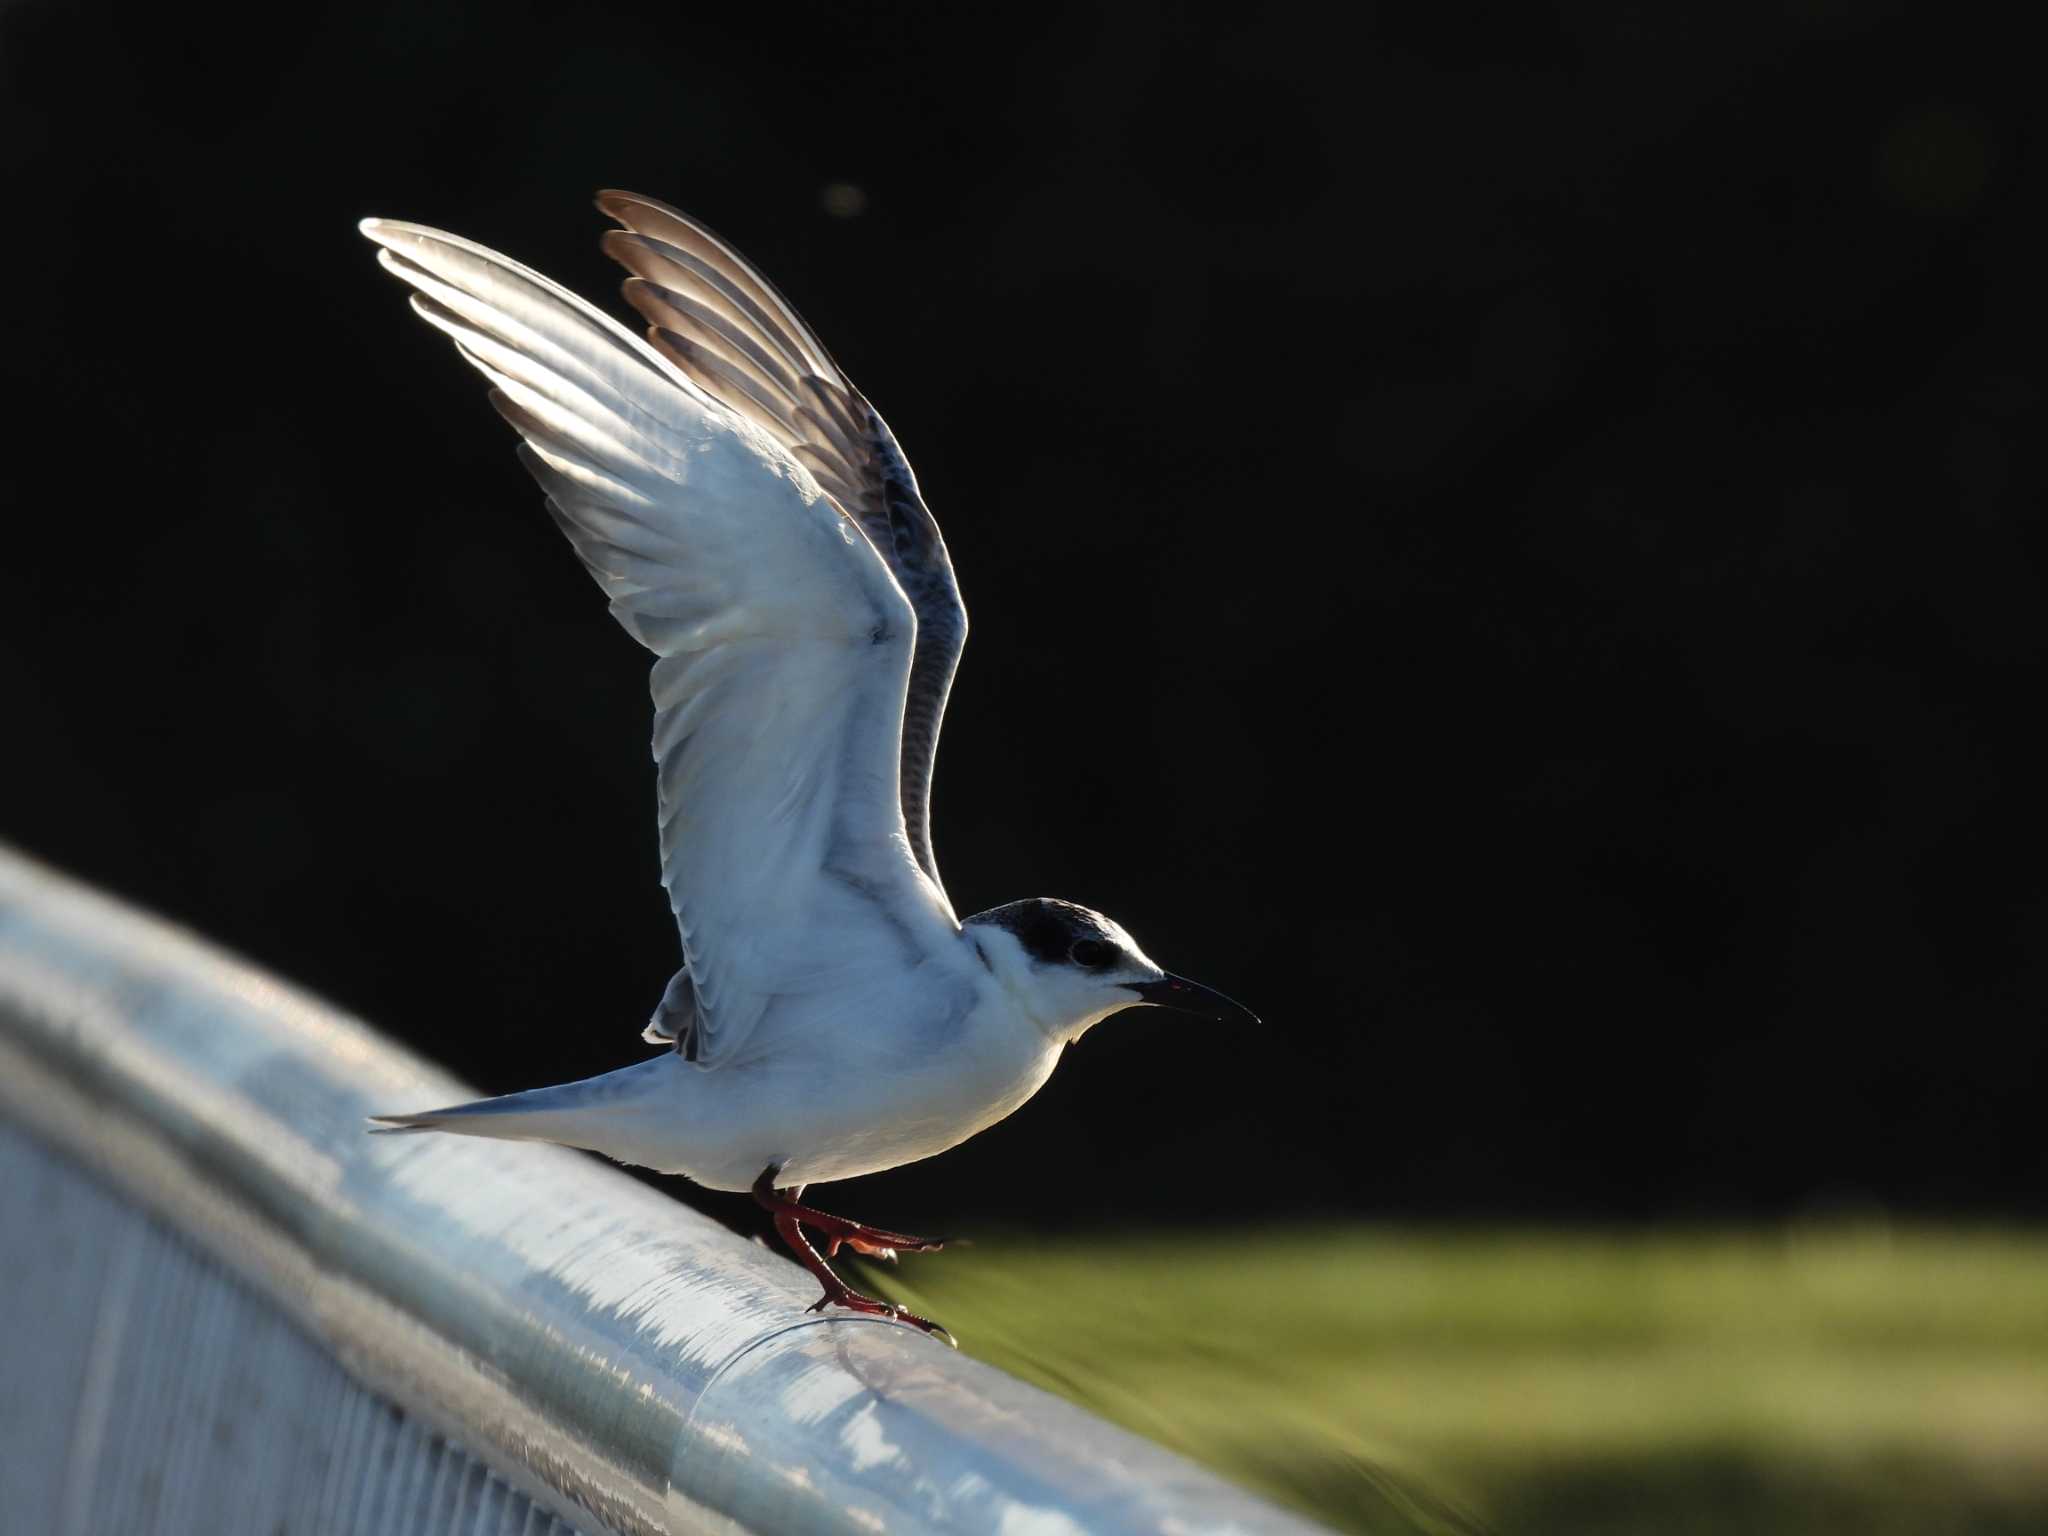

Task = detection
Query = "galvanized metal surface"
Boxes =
[0,844,1325,1536]
[0,1120,578,1535]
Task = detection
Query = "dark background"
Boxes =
[2,1,2040,1234]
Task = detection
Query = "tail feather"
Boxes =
[367,1113,446,1135]
[366,1060,671,1156]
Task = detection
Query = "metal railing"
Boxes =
[0,843,1324,1535]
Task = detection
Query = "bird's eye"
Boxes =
[1070,938,1115,969]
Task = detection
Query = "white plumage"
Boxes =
[363,195,1255,1335]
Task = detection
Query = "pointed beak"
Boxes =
[1127,974,1260,1029]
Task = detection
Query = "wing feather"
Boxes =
[362,215,958,1067]
[594,192,968,890]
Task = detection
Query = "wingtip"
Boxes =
[595,188,697,232]
[359,217,413,255]
[360,217,433,254]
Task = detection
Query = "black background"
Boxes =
[3,2,2041,1234]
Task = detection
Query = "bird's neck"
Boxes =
[961,927,1100,1045]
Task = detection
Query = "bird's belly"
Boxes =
[676,1030,1062,1191]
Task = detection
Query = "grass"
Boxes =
[861,1223,2048,1535]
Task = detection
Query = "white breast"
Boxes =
[624,981,1065,1192]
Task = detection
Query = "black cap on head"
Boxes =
[972,898,1120,965]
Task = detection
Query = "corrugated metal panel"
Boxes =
[0,1121,577,1535]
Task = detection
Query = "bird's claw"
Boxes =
[874,1302,956,1347]
[805,1287,954,1345]
[839,1226,943,1256]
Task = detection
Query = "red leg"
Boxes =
[770,1190,945,1260]
[752,1168,953,1343]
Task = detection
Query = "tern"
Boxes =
[362,193,1257,1340]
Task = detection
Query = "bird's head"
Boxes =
[963,898,1259,1043]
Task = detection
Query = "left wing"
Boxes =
[361,215,959,1068]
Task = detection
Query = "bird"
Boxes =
[360,192,1257,1341]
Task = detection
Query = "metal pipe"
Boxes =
[0,844,1325,1535]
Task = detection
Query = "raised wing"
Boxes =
[361,216,960,1068]
[593,191,967,891]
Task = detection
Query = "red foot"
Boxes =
[752,1168,954,1344]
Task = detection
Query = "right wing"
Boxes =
[362,216,960,1068]
[593,191,968,892]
